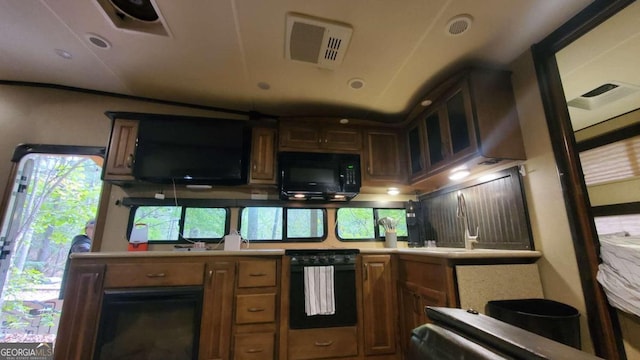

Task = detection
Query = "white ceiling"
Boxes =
[0,0,593,122]
[557,1,640,131]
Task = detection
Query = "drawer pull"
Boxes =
[247,307,265,312]
[314,341,333,347]
[146,273,166,278]
[245,348,264,353]
[249,272,267,277]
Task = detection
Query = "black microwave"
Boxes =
[278,152,361,201]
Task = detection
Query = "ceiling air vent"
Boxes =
[96,0,169,36]
[568,81,640,110]
[285,13,353,70]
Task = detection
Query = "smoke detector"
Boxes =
[285,13,353,70]
[567,81,640,110]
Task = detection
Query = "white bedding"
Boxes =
[597,235,640,317]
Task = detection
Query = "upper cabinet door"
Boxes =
[103,118,139,181]
[322,127,362,151]
[249,127,277,184]
[363,129,406,184]
[407,122,425,179]
[279,124,322,150]
[279,119,362,153]
[445,86,476,162]
[424,108,447,171]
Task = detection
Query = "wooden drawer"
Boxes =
[234,332,275,359]
[235,293,276,324]
[288,327,358,360]
[104,262,204,288]
[237,260,277,288]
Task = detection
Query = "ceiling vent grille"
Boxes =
[285,13,353,70]
[568,81,640,110]
[96,0,169,37]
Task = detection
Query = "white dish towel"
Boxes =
[304,265,335,316]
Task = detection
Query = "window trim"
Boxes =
[126,204,230,244]
[335,207,408,242]
[238,206,328,243]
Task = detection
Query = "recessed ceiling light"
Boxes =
[348,78,365,90]
[387,187,400,196]
[257,82,271,90]
[54,49,72,60]
[420,99,432,107]
[339,118,349,124]
[85,33,111,49]
[446,14,473,36]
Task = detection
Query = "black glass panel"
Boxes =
[425,113,444,165]
[408,126,423,174]
[447,91,471,154]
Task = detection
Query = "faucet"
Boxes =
[457,192,479,250]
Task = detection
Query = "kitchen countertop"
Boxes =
[71,247,541,260]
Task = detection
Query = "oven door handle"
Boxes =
[290,264,355,273]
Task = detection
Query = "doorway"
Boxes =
[0,145,103,343]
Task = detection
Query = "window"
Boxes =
[579,134,640,185]
[239,207,326,242]
[130,206,228,243]
[336,207,407,241]
[594,214,640,236]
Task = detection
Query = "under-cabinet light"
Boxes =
[387,187,400,195]
[449,169,470,180]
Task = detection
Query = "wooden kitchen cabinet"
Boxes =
[362,129,406,185]
[199,260,236,360]
[104,262,204,287]
[232,258,280,359]
[54,264,105,360]
[279,119,362,152]
[396,255,454,356]
[361,255,397,356]
[406,69,525,182]
[103,118,139,181]
[249,127,277,184]
[288,327,358,360]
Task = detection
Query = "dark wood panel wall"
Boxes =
[420,166,533,250]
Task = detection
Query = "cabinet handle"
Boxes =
[245,348,264,353]
[253,163,257,170]
[208,270,213,287]
[249,272,267,277]
[314,341,333,347]
[324,139,328,143]
[363,264,368,281]
[146,273,166,278]
[126,154,134,168]
[247,307,265,312]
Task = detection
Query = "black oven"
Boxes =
[93,286,203,360]
[286,249,359,329]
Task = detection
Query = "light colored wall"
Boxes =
[509,50,594,353]
[0,85,246,198]
[0,84,416,252]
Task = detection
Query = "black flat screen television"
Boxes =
[131,116,251,185]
